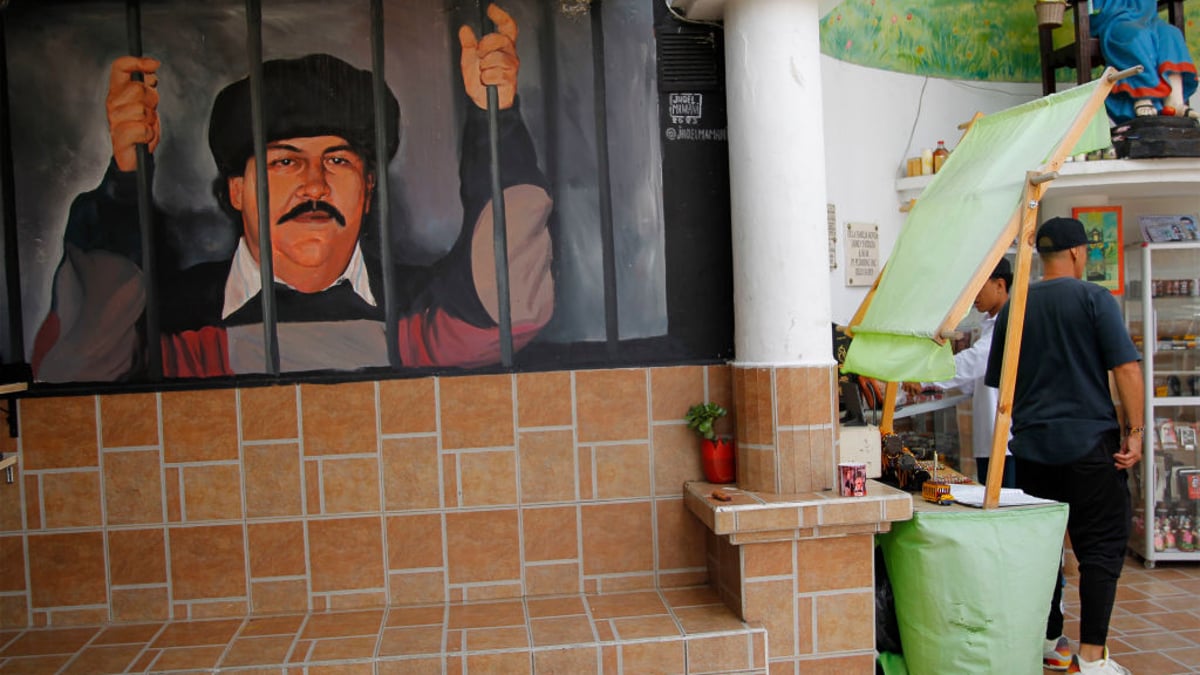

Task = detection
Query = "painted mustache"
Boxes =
[277,200,346,228]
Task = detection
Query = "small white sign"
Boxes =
[668,93,703,125]
[843,222,879,287]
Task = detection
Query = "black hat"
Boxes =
[208,53,400,176]
[1036,217,1089,253]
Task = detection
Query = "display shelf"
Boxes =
[892,393,968,421]
[1128,537,1200,564]
[864,393,968,474]
[1154,396,1200,407]
[1127,243,1200,567]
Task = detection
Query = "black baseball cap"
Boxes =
[1036,217,1089,253]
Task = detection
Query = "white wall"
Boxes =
[819,57,1043,324]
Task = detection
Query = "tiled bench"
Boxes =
[0,586,767,674]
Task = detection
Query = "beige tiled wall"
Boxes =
[1,363,883,673]
[0,365,735,629]
[733,364,838,494]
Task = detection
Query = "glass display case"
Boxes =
[1125,241,1200,566]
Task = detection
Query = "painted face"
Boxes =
[227,135,374,293]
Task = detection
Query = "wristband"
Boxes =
[1125,425,1144,436]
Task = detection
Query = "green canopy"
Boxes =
[842,80,1112,382]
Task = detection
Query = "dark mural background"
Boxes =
[0,0,733,387]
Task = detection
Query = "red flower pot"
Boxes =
[701,438,736,484]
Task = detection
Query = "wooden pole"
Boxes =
[982,174,1041,508]
[982,69,1118,509]
[880,380,899,436]
[845,262,885,337]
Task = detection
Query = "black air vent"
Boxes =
[656,31,722,92]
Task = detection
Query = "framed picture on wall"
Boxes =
[1071,205,1124,295]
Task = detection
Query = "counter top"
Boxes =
[683,479,913,544]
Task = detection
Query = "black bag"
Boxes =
[875,544,903,655]
[1112,116,1200,159]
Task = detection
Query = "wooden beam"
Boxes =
[983,175,1043,508]
[933,167,1056,338]
[880,380,899,436]
[957,111,985,132]
[983,70,1119,509]
[936,233,1016,340]
[845,262,887,336]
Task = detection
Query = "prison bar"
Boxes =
[591,0,620,358]
[0,2,24,369]
[478,0,515,368]
[370,0,400,369]
[125,0,163,380]
[241,0,281,375]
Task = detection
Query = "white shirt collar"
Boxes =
[222,238,377,319]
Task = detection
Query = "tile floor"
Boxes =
[0,586,765,675]
[1049,550,1200,675]
[2,549,1197,674]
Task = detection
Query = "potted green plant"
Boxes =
[685,402,735,484]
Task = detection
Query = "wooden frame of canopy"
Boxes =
[848,66,1136,509]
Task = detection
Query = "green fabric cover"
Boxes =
[843,80,1111,382]
[877,503,1068,675]
[843,332,957,383]
[878,651,909,675]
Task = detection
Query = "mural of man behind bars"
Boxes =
[32,3,555,381]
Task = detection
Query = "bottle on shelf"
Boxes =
[932,140,950,173]
[920,148,933,175]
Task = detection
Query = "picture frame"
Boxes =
[1071,205,1124,295]
[1139,214,1200,243]
[1178,424,1197,451]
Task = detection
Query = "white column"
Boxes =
[724,0,832,367]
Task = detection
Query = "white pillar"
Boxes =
[724,0,833,367]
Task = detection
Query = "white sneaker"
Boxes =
[1068,647,1132,675]
[1044,635,1072,671]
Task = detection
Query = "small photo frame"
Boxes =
[1178,424,1197,451]
[1139,214,1200,243]
[1186,470,1200,500]
[1071,206,1124,295]
[1160,420,1180,452]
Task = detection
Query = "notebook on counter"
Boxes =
[948,484,1057,508]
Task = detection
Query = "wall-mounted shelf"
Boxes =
[897,158,1200,204]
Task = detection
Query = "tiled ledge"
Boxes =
[684,480,913,544]
[0,587,768,674]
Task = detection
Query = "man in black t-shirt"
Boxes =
[984,217,1143,675]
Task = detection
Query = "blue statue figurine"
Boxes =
[1091,0,1199,122]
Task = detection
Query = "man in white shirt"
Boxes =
[905,258,1014,486]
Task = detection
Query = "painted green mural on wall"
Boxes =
[820,0,1200,83]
